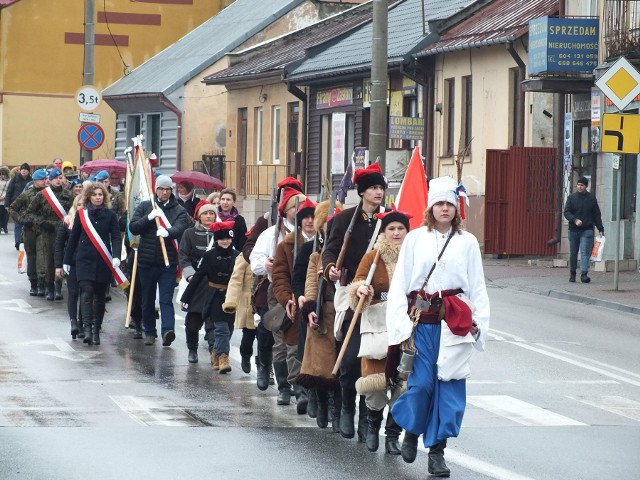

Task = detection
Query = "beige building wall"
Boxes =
[0,0,226,168]
[432,43,533,243]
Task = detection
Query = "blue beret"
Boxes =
[94,170,109,182]
[70,178,82,188]
[48,167,62,180]
[32,169,48,181]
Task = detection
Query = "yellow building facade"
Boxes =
[0,0,229,168]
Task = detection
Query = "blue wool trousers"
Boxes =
[391,323,467,447]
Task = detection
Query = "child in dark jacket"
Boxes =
[181,221,238,373]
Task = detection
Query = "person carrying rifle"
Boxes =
[250,186,306,404]
[240,177,303,377]
[322,163,388,441]
[297,199,342,429]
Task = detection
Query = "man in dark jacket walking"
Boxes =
[130,175,189,346]
[564,176,604,283]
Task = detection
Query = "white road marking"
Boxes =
[445,448,539,480]
[538,380,619,385]
[109,395,203,427]
[0,299,50,314]
[567,395,640,422]
[40,337,102,362]
[468,380,516,385]
[488,328,526,342]
[467,395,586,426]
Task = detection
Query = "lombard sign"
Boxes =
[529,17,599,75]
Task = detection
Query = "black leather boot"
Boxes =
[315,389,328,429]
[339,389,357,438]
[185,329,199,363]
[307,388,318,419]
[328,388,341,433]
[92,320,101,345]
[357,395,368,443]
[77,319,85,339]
[83,322,93,345]
[384,411,402,455]
[273,361,291,405]
[70,319,79,340]
[256,351,272,391]
[54,280,63,300]
[581,271,591,283]
[294,385,308,415]
[569,272,576,282]
[29,279,38,296]
[365,408,384,452]
[241,355,251,373]
[401,432,419,463]
[46,283,55,301]
[37,277,46,297]
[428,440,450,477]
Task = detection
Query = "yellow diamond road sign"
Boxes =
[596,57,640,111]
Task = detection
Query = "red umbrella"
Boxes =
[171,171,224,191]
[79,159,127,176]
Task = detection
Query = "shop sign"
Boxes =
[316,87,353,109]
[388,116,425,141]
[528,17,599,75]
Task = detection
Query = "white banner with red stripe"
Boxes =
[156,207,182,278]
[42,186,67,220]
[78,208,130,289]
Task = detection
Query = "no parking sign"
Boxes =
[77,123,105,151]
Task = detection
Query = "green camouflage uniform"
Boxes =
[8,186,44,282]
[28,186,73,284]
[108,188,125,217]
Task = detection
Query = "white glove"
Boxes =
[63,264,71,275]
[156,227,169,238]
[147,209,160,221]
[111,258,121,268]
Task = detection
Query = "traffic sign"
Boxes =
[77,123,105,151]
[79,112,100,123]
[595,57,640,111]
[75,85,102,112]
[601,113,640,154]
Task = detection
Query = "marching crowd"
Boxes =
[4,160,490,478]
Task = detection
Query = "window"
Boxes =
[445,78,455,156]
[272,105,281,164]
[147,114,160,160]
[127,115,141,148]
[462,76,472,150]
[255,107,263,164]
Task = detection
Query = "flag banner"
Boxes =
[394,146,428,230]
[337,152,355,204]
[126,144,152,248]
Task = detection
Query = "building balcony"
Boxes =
[604,0,640,61]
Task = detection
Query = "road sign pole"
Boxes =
[614,155,621,291]
[81,0,95,165]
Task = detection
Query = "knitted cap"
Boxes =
[194,200,216,220]
[577,176,589,187]
[20,163,30,171]
[155,175,173,190]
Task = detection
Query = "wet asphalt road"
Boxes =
[1,234,639,480]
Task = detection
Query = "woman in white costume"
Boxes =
[386,176,490,477]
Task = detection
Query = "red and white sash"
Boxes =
[43,186,67,220]
[78,208,130,289]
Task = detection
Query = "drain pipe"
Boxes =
[286,81,308,189]
[506,41,525,146]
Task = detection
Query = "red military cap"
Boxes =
[353,162,387,195]
[210,220,235,241]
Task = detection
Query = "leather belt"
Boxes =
[208,282,227,290]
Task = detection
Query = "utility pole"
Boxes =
[81,0,95,164]
[369,0,388,172]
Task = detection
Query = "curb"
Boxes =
[546,289,640,316]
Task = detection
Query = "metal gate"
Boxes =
[484,146,559,256]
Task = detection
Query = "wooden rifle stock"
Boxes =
[334,200,361,281]
[313,193,337,333]
[332,250,380,376]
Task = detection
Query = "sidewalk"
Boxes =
[483,257,640,316]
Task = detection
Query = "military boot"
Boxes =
[256,351,272,391]
[186,329,199,363]
[384,411,402,455]
[92,320,101,346]
[45,283,55,301]
[315,389,329,429]
[294,385,308,415]
[54,280,63,300]
[357,395,369,442]
[77,318,85,339]
[29,279,38,296]
[307,388,318,419]
[365,408,384,452]
[273,361,291,405]
[339,389,357,438]
[428,440,450,477]
[329,388,342,433]
[37,277,46,297]
[210,349,219,370]
[401,432,419,463]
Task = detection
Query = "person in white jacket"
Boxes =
[249,187,305,404]
[386,176,490,478]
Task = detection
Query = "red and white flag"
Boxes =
[394,146,428,230]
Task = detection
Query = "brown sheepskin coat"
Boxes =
[223,254,255,330]
[347,235,399,378]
